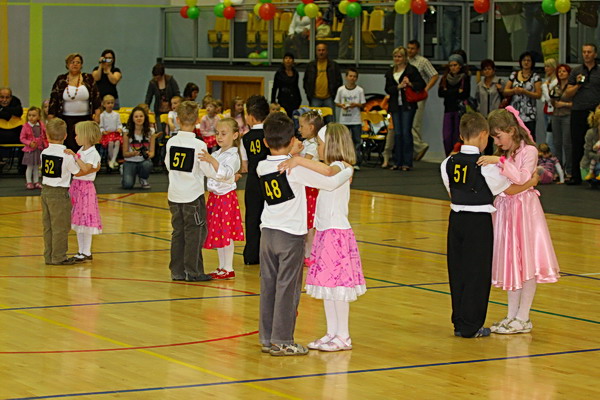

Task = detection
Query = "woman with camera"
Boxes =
[122,106,155,189]
[92,49,122,109]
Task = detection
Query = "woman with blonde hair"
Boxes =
[541,58,558,152]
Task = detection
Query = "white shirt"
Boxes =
[257,155,353,235]
[335,85,366,125]
[288,12,311,35]
[205,147,241,195]
[73,146,101,182]
[300,137,318,159]
[40,143,80,187]
[62,85,90,116]
[165,131,214,203]
[440,145,511,213]
[240,123,263,162]
[99,111,122,133]
[314,161,352,230]
[168,111,180,133]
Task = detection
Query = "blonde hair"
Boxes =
[75,121,101,146]
[46,118,67,140]
[299,110,323,138]
[217,117,241,148]
[488,109,536,156]
[323,123,356,165]
[202,94,214,108]
[65,53,83,69]
[538,143,551,154]
[544,58,557,80]
[587,105,600,128]
[102,95,115,111]
[41,99,50,122]
[27,106,42,120]
[176,101,199,125]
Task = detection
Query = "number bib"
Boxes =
[259,171,295,205]
[169,146,194,172]
[42,155,63,178]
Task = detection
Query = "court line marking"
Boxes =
[8,346,600,400]
[0,193,136,216]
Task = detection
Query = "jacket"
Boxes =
[20,122,48,153]
[145,75,180,115]
[384,64,426,113]
[303,59,342,100]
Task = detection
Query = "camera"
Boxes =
[577,75,586,84]
[139,146,149,160]
[102,58,113,63]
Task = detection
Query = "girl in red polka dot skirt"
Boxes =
[199,118,245,280]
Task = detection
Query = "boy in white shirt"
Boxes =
[257,112,353,356]
[167,95,183,137]
[334,68,365,170]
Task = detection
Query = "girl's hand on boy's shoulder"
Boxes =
[477,155,500,166]
[342,161,352,169]
[64,149,76,157]
[277,157,299,174]
[198,149,213,163]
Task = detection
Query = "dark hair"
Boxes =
[101,49,116,67]
[480,59,495,70]
[346,67,358,77]
[183,82,199,100]
[264,112,295,150]
[519,52,535,69]
[152,63,165,77]
[407,39,420,49]
[459,112,489,141]
[583,43,598,53]
[126,106,151,139]
[283,52,295,60]
[246,95,269,122]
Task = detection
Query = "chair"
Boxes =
[361,10,376,48]
[360,111,389,165]
[208,17,230,48]
[274,12,292,48]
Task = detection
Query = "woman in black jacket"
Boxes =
[271,53,302,118]
[384,46,426,171]
[438,53,470,156]
[144,63,180,133]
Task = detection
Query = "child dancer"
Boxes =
[99,95,123,170]
[278,123,365,351]
[167,95,183,136]
[199,100,220,152]
[199,118,245,280]
[537,143,564,184]
[20,106,48,189]
[224,96,249,135]
[67,121,103,261]
[298,111,323,267]
[478,107,560,334]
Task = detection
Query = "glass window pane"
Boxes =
[164,11,195,58]
[359,7,399,62]
[201,13,228,59]
[284,11,311,59]
[567,3,600,64]
[469,8,488,63]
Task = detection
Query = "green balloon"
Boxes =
[187,6,200,19]
[214,3,225,18]
[296,3,306,17]
[541,0,557,14]
[260,0,272,3]
[346,2,362,18]
[259,50,268,58]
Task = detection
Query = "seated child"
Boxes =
[167,95,183,137]
[198,100,220,151]
[537,143,564,184]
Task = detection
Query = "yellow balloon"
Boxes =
[304,3,319,19]
[253,2,261,16]
[186,0,196,7]
[555,0,571,13]
[224,0,232,7]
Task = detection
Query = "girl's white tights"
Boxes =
[108,141,120,164]
[217,241,235,272]
[323,299,350,338]
[25,165,39,183]
[507,278,537,321]
[76,232,93,256]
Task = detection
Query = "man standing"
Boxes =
[303,43,342,120]
[565,44,600,185]
[407,40,439,160]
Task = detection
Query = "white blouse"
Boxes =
[205,147,241,196]
[314,161,352,230]
[62,85,90,116]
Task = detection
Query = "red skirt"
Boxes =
[100,131,123,147]
[202,134,217,149]
[306,187,319,229]
[204,190,245,249]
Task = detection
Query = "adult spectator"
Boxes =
[438,53,470,156]
[285,11,311,59]
[303,43,342,119]
[0,88,24,167]
[271,53,301,119]
[503,51,542,140]
[92,49,122,109]
[144,63,180,134]
[550,64,573,180]
[565,43,600,185]
[48,53,101,151]
[384,46,426,171]
[541,58,558,153]
[407,40,438,160]
[475,59,503,116]
[183,82,199,102]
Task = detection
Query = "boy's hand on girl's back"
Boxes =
[29,141,37,149]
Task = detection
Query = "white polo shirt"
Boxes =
[314,161,352,230]
[40,144,80,187]
[73,146,101,182]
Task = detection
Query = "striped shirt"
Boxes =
[409,54,438,83]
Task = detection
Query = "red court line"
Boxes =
[0,330,259,354]
[0,193,136,216]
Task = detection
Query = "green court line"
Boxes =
[28,3,43,106]
[365,276,600,325]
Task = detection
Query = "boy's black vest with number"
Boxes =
[446,153,493,206]
[242,128,268,178]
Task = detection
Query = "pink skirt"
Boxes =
[492,190,560,290]
[202,135,217,149]
[306,187,319,229]
[204,191,245,249]
[69,179,103,234]
[305,228,367,302]
[100,131,123,147]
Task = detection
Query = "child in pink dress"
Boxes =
[20,106,48,189]
[278,123,366,352]
[198,100,220,152]
[478,107,560,334]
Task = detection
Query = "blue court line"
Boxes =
[561,272,600,281]
[9,347,600,400]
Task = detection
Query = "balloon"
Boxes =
[185,0,196,6]
[260,0,272,3]
[348,0,358,2]
[187,6,200,19]
[214,3,225,17]
[304,3,319,18]
[554,0,570,13]
[259,50,268,58]
[223,5,236,19]
[394,0,410,14]
[473,0,490,14]
[224,0,232,6]
[296,3,306,17]
[180,6,189,18]
[411,0,428,15]
[254,2,261,15]
[338,0,349,15]
[249,52,261,66]
[259,3,276,20]
[542,0,557,14]
[346,2,362,18]
[301,0,313,4]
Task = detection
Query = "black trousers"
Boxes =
[447,211,493,338]
[243,175,264,264]
[570,109,593,183]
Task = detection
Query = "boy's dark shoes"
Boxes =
[469,327,491,338]
[185,274,213,282]
[47,257,78,266]
[454,331,461,337]
[171,277,186,281]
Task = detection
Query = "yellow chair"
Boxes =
[208,17,230,48]
[274,12,292,48]
[369,9,385,32]
[360,111,388,164]
[361,10,376,48]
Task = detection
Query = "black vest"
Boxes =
[446,153,493,206]
[242,128,269,176]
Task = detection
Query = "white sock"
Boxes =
[77,232,92,256]
[32,167,39,183]
[110,141,119,163]
[222,242,234,272]
[324,300,337,337]
[507,289,522,320]
[334,300,350,338]
[25,165,33,183]
[305,229,315,258]
[216,247,225,270]
[516,279,537,321]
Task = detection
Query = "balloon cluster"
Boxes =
[213,0,236,19]
[542,0,570,14]
[297,0,320,19]
[249,50,269,66]
[338,0,362,19]
[393,0,428,15]
[473,0,490,14]
[180,0,200,19]
[251,0,276,20]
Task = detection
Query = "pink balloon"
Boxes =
[473,0,490,14]
[411,0,428,15]
[259,3,276,20]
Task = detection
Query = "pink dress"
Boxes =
[492,142,560,291]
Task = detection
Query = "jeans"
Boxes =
[309,97,336,122]
[391,108,416,167]
[523,3,544,62]
[552,114,572,175]
[122,159,153,189]
[169,195,207,279]
[346,124,363,165]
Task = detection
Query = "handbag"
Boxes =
[404,86,428,103]
[541,33,559,62]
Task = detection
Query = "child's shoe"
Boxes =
[494,318,532,334]
[26,182,34,190]
[318,336,352,352]
[307,333,334,350]
[490,316,511,333]
[34,182,42,189]
[209,268,224,278]
[212,270,235,280]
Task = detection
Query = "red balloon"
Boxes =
[473,0,490,13]
[301,0,314,4]
[347,0,358,2]
[259,3,276,20]
[180,5,189,18]
[411,0,428,14]
[223,5,236,19]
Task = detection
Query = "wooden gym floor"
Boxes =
[0,189,598,399]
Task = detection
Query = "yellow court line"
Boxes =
[1,305,300,400]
